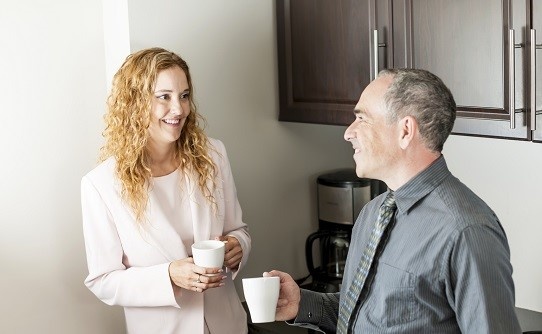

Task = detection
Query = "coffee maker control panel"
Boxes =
[317,169,372,226]
[317,184,371,225]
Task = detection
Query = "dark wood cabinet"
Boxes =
[276,0,541,142]
[391,0,529,139]
[276,0,383,125]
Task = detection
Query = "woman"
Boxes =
[81,47,251,333]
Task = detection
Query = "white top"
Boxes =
[151,171,193,252]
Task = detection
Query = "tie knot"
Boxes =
[382,191,396,209]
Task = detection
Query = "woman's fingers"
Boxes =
[169,258,227,293]
[193,274,227,290]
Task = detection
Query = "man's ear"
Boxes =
[398,116,417,149]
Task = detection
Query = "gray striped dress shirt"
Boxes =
[292,156,521,333]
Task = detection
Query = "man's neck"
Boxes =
[384,151,441,191]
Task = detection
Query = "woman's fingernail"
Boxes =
[219,283,225,287]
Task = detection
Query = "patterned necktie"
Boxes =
[336,191,397,334]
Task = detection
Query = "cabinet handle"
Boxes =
[373,30,379,80]
[509,29,516,129]
[531,29,537,131]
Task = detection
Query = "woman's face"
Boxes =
[148,66,190,149]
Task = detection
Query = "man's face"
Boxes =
[344,75,400,180]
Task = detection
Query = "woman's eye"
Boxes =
[156,94,170,100]
[180,93,190,100]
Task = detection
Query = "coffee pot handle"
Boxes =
[305,231,329,277]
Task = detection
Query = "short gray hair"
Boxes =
[378,68,456,152]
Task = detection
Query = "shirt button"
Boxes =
[308,312,312,318]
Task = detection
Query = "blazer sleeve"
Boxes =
[213,139,251,279]
[81,175,179,308]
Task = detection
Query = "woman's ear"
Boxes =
[398,116,417,149]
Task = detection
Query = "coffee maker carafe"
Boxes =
[306,229,350,279]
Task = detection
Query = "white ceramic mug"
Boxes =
[191,240,225,268]
[242,276,280,323]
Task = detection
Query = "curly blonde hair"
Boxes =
[100,47,217,223]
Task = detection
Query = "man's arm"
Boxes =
[445,224,521,334]
[264,271,340,333]
[292,289,340,333]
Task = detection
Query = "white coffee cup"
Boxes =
[242,276,280,323]
[191,240,225,268]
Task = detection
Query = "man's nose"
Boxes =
[344,122,355,141]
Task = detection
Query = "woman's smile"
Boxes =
[162,118,181,125]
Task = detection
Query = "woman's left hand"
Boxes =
[215,235,243,270]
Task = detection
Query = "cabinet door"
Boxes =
[392,0,529,139]
[531,0,542,141]
[276,0,373,125]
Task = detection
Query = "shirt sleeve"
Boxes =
[81,176,179,308]
[213,139,251,279]
[289,289,340,333]
[445,223,522,334]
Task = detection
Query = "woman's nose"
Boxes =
[170,107,180,116]
[170,99,183,115]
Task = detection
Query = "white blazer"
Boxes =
[81,138,250,333]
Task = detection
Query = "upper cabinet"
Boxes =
[276,0,382,125]
[392,0,528,139]
[276,0,542,142]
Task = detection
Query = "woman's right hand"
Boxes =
[168,257,226,293]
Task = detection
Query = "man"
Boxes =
[264,69,521,333]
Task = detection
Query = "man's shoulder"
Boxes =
[434,175,498,229]
[437,174,489,209]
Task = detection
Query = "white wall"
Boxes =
[0,0,125,333]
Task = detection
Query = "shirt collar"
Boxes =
[393,155,451,214]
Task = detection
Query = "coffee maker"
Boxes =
[304,169,385,292]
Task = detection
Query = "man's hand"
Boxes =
[263,270,300,321]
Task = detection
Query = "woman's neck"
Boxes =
[148,143,180,177]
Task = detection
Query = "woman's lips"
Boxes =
[163,119,180,125]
